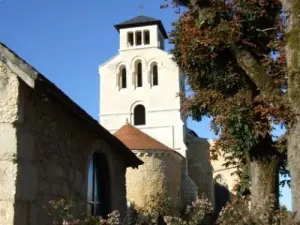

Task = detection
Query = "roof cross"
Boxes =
[138,4,144,15]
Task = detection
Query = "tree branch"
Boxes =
[235,49,284,99]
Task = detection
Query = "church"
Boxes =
[0,14,237,225]
[99,15,237,210]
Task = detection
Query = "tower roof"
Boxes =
[114,122,171,151]
[114,15,168,39]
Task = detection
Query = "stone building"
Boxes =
[187,131,238,212]
[99,15,220,209]
[0,43,143,225]
[115,122,185,209]
[210,141,239,212]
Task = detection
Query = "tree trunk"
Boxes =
[250,157,280,209]
[288,118,300,221]
[280,0,300,220]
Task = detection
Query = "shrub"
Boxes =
[47,195,299,225]
[164,197,214,225]
[48,199,121,225]
[217,196,299,225]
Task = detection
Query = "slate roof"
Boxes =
[188,128,199,138]
[0,42,143,168]
[114,15,168,39]
[114,122,171,151]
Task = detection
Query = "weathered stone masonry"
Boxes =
[0,58,20,225]
[0,43,142,225]
[126,150,183,209]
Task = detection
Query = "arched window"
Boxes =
[214,174,228,188]
[134,104,146,125]
[87,153,110,217]
[120,67,127,89]
[152,64,158,86]
[137,62,143,87]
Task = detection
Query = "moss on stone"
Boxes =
[292,0,300,15]
[285,0,300,104]
[289,0,300,69]
[286,28,300,69]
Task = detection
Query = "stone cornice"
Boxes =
[132,149,184,161]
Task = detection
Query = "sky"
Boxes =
[0,0,291,210]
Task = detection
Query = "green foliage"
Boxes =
[164,0,292,197]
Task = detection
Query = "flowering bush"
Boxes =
[48,199,121,225]
[217,197,299,225]
[47,195,299,225]
[128,192,179,225]
[164,197,214,225]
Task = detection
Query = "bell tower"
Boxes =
[99,15,187,156]
[115,15,167,51]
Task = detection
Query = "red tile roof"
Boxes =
[114,122,171,151]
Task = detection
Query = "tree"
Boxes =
[280,0,300,220]
[163,0,293,210]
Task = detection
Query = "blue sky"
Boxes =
[0,0,291,209]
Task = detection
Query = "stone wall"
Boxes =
[186,134,239,208]
[186,134,215,206]
[0,60,129,225]
[210,139,238,212]
[126,150,183,209]
[180,164,198,206]
[0,61,20,225]
[209,140,239,194]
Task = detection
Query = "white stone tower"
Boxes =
[99,16,188,157]
[99,16,221,207]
